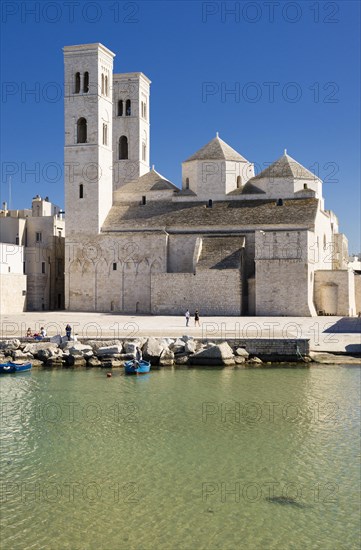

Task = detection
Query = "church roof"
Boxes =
[115,169,179,195]
[227,181,266,195]
[102,198,318,231]
[184,135,248,163]
[250,153,319,182]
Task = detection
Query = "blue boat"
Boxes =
[124,360,151,375]
[0,362,32,374]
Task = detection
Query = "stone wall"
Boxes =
[355,274,361,315]
[255,230,316,316]
[0,273,27,313]
[314,270,356,316]
[167,234,197,273]
[151,270,242,315]
[224,338,309,360]
[65,233,166,312]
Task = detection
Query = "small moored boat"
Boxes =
[0,362,32,374]
[124,360,151,375]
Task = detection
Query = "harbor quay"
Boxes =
[1,312,360,355]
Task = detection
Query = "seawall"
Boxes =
[0,336,310,367]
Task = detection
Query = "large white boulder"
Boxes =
[142,338,164,364]
[159,349,175,367]
[96,344,123,356]
[235,347,249,358]
[22,342,60,357]
[190,342,235,366]
[0,339,21,350]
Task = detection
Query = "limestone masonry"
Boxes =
[62,43,361,315]
[64,44,360,316]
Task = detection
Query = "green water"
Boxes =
[0,366,360,550]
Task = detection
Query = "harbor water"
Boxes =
[1,365,360,549]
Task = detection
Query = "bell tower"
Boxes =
[63,43,115,236]
[112,72,151,189]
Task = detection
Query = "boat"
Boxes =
[0,362,32,374]
[124,360,151,375]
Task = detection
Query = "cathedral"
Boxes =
[64,43,360,317]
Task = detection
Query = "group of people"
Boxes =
[185,309,200,327]
[25,324,72,341]
[26,326,47,340]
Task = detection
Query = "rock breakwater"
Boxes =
[0,336,313,368]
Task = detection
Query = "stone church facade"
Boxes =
[64,43,358,317]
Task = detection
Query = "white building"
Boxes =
[0,196,65,311]
[63,43,359,317]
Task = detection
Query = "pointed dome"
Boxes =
[184,135,248,163]
[252,153,318,181]
[117,168,178,193]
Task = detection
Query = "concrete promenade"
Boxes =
[1,312,360,353]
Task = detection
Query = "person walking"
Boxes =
[194,309,200,327]
[65,324,72,340]
[185,309,190,327]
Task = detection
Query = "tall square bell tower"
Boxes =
[112,72,151,189]
[63,43,115,236]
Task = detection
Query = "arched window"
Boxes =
[103,123,108,146]
[79,184,84,199]
[142,142,146,161]
[119,136,128,159]
[77,118,87,143]
[83,72,89,93]
[105,75,108,96]
[101,74,104,95]
[75,72,80,94]
[237,175,242,188]
[126,99,131,116]
[185,178,190,190]
[118,100,123,116]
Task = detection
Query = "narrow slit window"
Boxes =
[126,99,131,116]
[83,71,89,93]
[79,184,84,199]
[118,100,123,116]
[113,263,117,271]
[103,123,108,146]
[142,142,146,161]
[75,72,80,94]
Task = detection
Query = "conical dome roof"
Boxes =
[184,135,248,163]
[252,153,318,181]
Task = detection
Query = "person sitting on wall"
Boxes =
[40,327,47,338]
[26,327,32,338]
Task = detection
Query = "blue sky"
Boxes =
[1,0,360,252]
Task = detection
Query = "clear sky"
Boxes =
[1,0,360,252]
